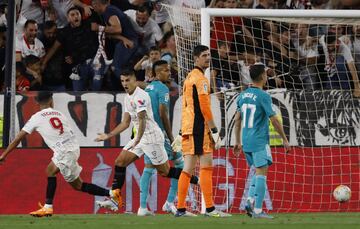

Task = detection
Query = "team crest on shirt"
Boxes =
[203,83,208,93]
[164,93,169,102]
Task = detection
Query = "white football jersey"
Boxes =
[124,87,164,144]
[15,36,45,58]
[22,108,79,153]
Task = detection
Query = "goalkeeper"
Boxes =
[233,63,290,219]
[172,45,230,217]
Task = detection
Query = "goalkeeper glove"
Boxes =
[171,134,182,152]
[211,128,221,149]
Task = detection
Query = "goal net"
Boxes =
[164,5,360,213]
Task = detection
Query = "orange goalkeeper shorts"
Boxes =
[182,131,214,155]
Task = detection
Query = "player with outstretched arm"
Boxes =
[0,92,118,217]
[95,70,198,211]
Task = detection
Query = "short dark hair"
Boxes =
[152,60,168,76]
[67,6,82,15]
[325,31,337,44]
[24,19,37,29]
[43,21,57,30]
[24,55,40,66]
[137,5,149,14]
[149,46,160,53]
[217,40,228,49]
[249,63,266,82]
[36,91,53,104]
[193,45,209,58]
[120,69,136,77]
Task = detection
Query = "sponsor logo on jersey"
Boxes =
[138,100,145,106]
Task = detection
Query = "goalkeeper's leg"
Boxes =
[199,153,231,217]
[176,154,197,216]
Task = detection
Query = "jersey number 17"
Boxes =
[241,103,256,128]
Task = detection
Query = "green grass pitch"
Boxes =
[0,213,359,229]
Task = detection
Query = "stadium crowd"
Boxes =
[0,0,359,95]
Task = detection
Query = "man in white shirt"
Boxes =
[0,92,120,217]
[125,6,163,55]
[15,19,45,61]
[95,70,198,211]
[320,32,360,97]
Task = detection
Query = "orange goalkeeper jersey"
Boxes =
[181,66,213,136]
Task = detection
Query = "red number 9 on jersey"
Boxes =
[50,117,64,135]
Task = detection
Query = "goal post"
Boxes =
[164,4,360,213]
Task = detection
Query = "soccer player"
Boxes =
[136,60,184,216]
[0,92,118,217]
[173,45,230,217]
[233,63,290,219]
[95,70,197,211]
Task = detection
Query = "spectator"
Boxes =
[320,32,360,97]
[50,0,74,28]
[0,3,27,40]
[292,24,321,90]
[212,0,253,52]
[134,46,161,82]
[210,40,237,94]
[125,6,163,56]
[73,0,94,18]
[40,21,66,91]
[15,20,45,62]
[352,25,360,78]
[20,0,46,25]
[23,55,42,89]
[152,0,172,29]
[160,30,178,84]
[92,0,139,85]
[15,62,31,92]
[42,6,103,91]
[172,0,205,37]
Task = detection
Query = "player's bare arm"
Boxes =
[95,112,131,142]
[0,130,28,163]
[270,116,290,153]
[159,104,174,143]
[233,111,242,157]
[131,110,147,148]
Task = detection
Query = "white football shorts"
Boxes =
[52,148,82,182]
[124,139,168,165]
